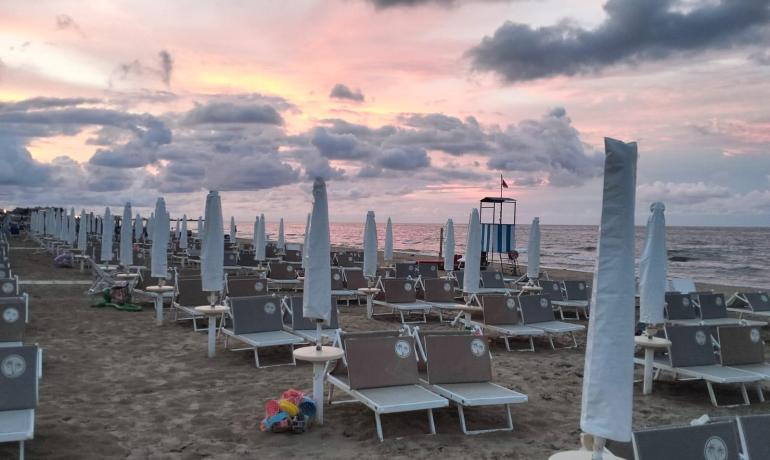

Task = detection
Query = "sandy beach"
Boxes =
[2,235,768,460]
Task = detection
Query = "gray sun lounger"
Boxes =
[416,333,527,434]
[418,278,480,323]
[395,262,418,279]
[266,262,301,291]
[737,414,770,460]
[551,280,590,320]
[716,325,770,392]
[632,420,742,460]
[0,277,20,298]
[0,345,42,460]
[226,276,268,298]
[172,277,217,332]
[477,271,511,295]
[326,334,447,441]
[0,298,27,346]
[693,293,766,327]
[282,295,339,343]
[220,295,304,368]
[373,278,431,324]
[518,295,584,350]
[727,292,770,320]
[475,295,544,352]
[330,269,361,306]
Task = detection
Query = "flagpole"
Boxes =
[500,174,503,198]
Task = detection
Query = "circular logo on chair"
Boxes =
[703,436,727,460]
[539,298,549,308]
[264,302,277,315]
[695,330,707,346]
[409,265,415,271]
[494,273,501,280]
[286,265,294,272]
[715,296,723,306]
[394,340,411,359]
[1,355,26,379]
[443,283,451,292]
[470,338,486,357]
[333,273,341,281]
[430,266,436,272]
[551,283,559,291]
[404,282,413,292]
[682,297,690,307]
[506,298,515,309]
[254,281,264,292]
[1,282,13,294]
[750,328,761,343]
[2,307,19,323]
[761,294,769,303]
[578,282,585,290]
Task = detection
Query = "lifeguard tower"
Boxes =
[479,196,517,275]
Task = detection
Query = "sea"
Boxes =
[238,222,769,289]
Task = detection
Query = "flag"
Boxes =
[501,175,508,188]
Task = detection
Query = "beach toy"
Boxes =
[278,399,299,417]
[260,412,290,432]
[265,399,280,418]
[281,389,305,405]
[298,397,317,418]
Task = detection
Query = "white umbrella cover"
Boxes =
[277,218,285,250]
[150,198,169,279]
[384,217,394,263]
[639,202,667,326]
[363,211,377,278]
[179,215,188,249]
[526,217,541,280]
[302,177,332,324]
[256,214,266,260]
[201,192,224,293]
[443,218,454,272]
[301,212,311,269]
[252,216,260,260]
[120,202,133,267]
[229,216,236,241]
[134,213,143,240]
[463,209,481,294]
[100,207,113,263]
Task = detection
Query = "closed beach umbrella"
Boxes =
[443,218,454,272]
[201,191,224,294]
[88,212,95,233]
[256,214,266,261]
[180,215,188,249]
[78,210,88,250]
[580,138,638,451]
[151,198,169,279]
[120,202,133,267]
[277,218,285,250]
[526,217,541,281]
[229,216,236,241]
[175,218,180,240]
[101,207,113,263]
[134,213,143,240]
[252,216,259,259]
[363,211,377,278]
[69,208,77,244]
[384,217,394,263]
[303,177,332,331]
[463,208,481,294]
[147,213,155,240]
[639,202,667,328]
[197,216,203,237]
[302,213,310,269]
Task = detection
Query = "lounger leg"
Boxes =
[571,332,578,349]
[740,384,750,405]
[706,382,719,407]
[505,404,513,431]
[375,413,384,442]
[19,440,24,460]
[504,337,511,352]
[328,384,335,404]
[254,348,260,368]
[528,336,535,352]
[427,408,436,435]
[756,384,765,402]
[548,335,555,350]
[458,405,468,434]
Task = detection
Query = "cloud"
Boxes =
[749,49,770,65]
[183,101,284,125]
[329,84,365,102]
[203,153,299,191]
[378,146,431,170]
[55,14,87,38]
[0,141,51,186]
[467,0,770,82]
[158,50,173,86]
[310,127,372,159]
[638,181,731,205]
[366,0,513,8]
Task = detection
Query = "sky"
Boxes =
[0,0,769,226]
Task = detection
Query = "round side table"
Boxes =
[194,305,229,358]
[293,346,344,425]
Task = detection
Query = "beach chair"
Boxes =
[716,325,770,390]
[282,295,339,343]
[172,277,219,332]
[0,298,27,345]
[478,271,510,294]
[476,295,545,352]
[266,262,301,291]
[642,325,763,406]
[632,420,742,460]
[223,251,239,269]
[344,269,369,290]
[226,276,267,298]
[395,262,418,279]
[221,295,304,368]
[335,253,359,269]
[0,277,20,298]
[737,414,770,460]
[694,293,766,327]
[331,269,360,306]
[418,278,479,323]
[416,262,439,280]
[518,295,584,350]
[326,334,448,441]
[551,280,590,320]
[415,332,527,434]
[727,292,770,320]
[0,345,41,460]
[372,278,431,324]
[540,280,564,303]
[664,292,698,323]
[284,249,302,263]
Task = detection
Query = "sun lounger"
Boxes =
[0,298,27,345]
[223,251,239,270]
[737,414,770,459]
[266,262,301,291]
[417,278,479,323]
[395,262,418,279]
[335,253,360,269]
[518,295,584,349]
[632,420,742,460]
[540,280,564,303]
[0,277,20,298]
[640,325,763,406]
[474,295,545,352]
[282,295,339,343]
[225,276,268,297]
[327,334,447,441]
[716,325,770,391]
[372,278,431,324]
[727,292,770,320]
[693,293,766,327]
[664,292,698,323]
[172,277,218,331]
[220,295,304,367]
[330,269,361,306]
[551,280,590,320]
[478,271,510,295]
[0,345,41,460]
[416,262,439,280]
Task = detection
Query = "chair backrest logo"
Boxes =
[254,281,264,292]
[430,266,436,272]
[404,282,413,292]
[761,294,769,303]
[286,265,294,272]
[695,330,707,346]
[682,297,690,307]
[264,302,276,315]
[715,296,723,306]
[506,298,515,309]
[470,338,486,357]
[2,307,19,323]
[750,328,761,343]
[394,340,411,358]
[551,283,559,291]
[1,282,13,294]
[442,283,451,292]
[1,355,26,379]
[578,283,585,290]
[333,273,341,281]
[703,436,727,460]
[539,298,549,308]
[494,273,501,280]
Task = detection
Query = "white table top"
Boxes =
[146,285,175,293]
[522,285,543,292]
[550,450,622,460]
[98,264,119,270]
[634,335,671,349]
[293,346,344,363]
[116,273,140,279]
[193,305,229,315]
[356,288,380,295]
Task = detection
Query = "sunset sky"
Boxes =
[1,0,769,226]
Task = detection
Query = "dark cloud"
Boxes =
[0,97,99,112]
[366,0,510,8]
[467,0,770,82]
[378,146,431,170]
[329,84,365,102]
[158,50,173,86]
[183,101,284,125]
[204,154,299,191]
[0,141,51,186]
[749,49,770,65]
[310,127,372,159]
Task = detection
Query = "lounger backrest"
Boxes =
[481,295,520,325]
[382,278,417,303]
[738,414,770,460]
[518,295,556,324]
[665,325,716,367]
[239,254,258,267]
[632,421,741,460]
[0,278,18,297]
[745,292,770,312]
[269,262,296,280]
[542,280,564,301]
[133,250,148,266]
[265,244,279,259]
[664,293,696,320]
[480,271,505,289]
[453,270,464,288]
[227,277,267,297]
[336,254,357,268]
[284,250,302,263]
[0,345,38,411]
[0,267,7,279]
[223,252,238,266]
[717,326,764,366]
[562,280,589,301]
[331,269,346,290]
[229,295,283,334]
[349,251,364,263]
[345,270,367,290]
[423,278,455,303]
[176,278,210,306]
[425,335,492,384]
[417,262,439,280]
[345,336,419,390]
[395,263,417,278]
[698,293,728,320]
[0,297,26,342]
[288,296,338,329]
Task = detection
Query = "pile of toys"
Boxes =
[259,389,317,433]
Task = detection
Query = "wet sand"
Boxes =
[2,235,768,459]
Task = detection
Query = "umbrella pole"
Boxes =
[315,320,322,351]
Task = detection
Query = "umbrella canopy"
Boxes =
[147,213,155,240]
[197,216,203,236]
[201,191,224,293]
[580,137,638,445]
[150,198,169,279]
[100,207,113,263]
[384,217,394,263]
[302,212,311,269]
[277,218,285,250]
[78,210,88,250]
[463,208,481,294]
[639,202,667,327]
[255,214,266,260]
[363,211,378,278]
[252,216,259,259]
[443,218,455,272]
[175,218,181,240]
[229,216,236,241]
[120,202,133,267]
[134,213,143,240]
[526,217,541,280]
[179,215,188,249]
[302,177,332,323]
[69,208,77,244]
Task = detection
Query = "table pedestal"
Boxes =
[293,346,344,425]
[357,288,380,319]
[634,335,670,395]
[194,305,229,358]
[146,285,174,325]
